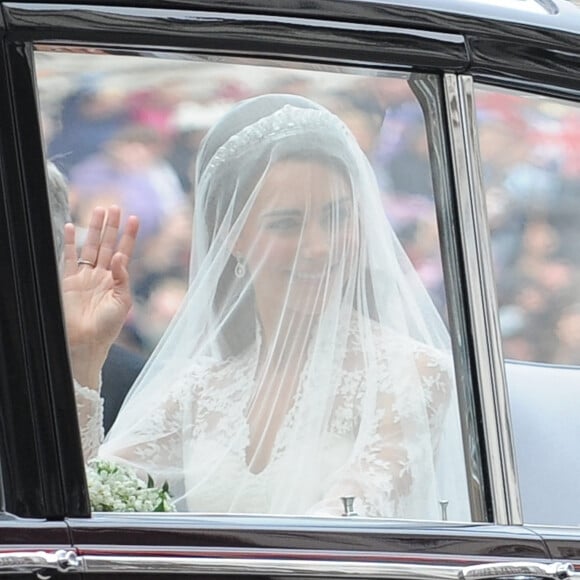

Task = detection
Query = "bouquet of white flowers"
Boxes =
[86,458,175,512]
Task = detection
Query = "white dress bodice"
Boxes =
[76,319,462,518]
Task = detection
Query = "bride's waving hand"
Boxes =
[62,205,139,390]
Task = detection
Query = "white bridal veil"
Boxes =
[102,93,470,519]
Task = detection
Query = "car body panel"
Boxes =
[66,515,549,557]
[5,4,469,71]
[4,0,579,97]
[0,35,88,519]
[65,516,553,576]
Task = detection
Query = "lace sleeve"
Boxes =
[98,371,197,501]
[310,343,453,519]
[414,344,453,454]
[73,379,105,462]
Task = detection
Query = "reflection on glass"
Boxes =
[477,85,580,530]
[476,87,580,366]
[36,51,470,519]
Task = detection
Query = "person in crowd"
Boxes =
[553,302,580,365]
[65,94,469,518]
[48,80,130,176]
[131,276,188,356]
[68,124,186,248]
[46,161,144,432]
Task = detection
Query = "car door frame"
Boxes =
[461,2,580,557]
[0,5,77,572]
[0,0,494,520]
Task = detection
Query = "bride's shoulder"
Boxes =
[347,315,451,372]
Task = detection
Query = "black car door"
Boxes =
[463,0,580,554]
[0,4,81,571]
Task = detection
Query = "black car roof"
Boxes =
[3,0,579,96]
[8,0,580,32]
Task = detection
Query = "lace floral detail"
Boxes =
[183,318,452,516]
[76,317,456,517]
[413,344,453,450]
[100,369,199,496]
[73,379,104,462]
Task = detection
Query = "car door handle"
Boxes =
[460,562,575,580]
[0,550,79,577]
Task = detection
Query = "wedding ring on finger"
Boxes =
[77,258,96,268]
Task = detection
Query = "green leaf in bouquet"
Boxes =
[154,501,166,512]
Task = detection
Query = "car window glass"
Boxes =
[476,87,580,366]
[475,85,580,525]
[35,49,472,521]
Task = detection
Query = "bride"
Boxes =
[67,93,470,518]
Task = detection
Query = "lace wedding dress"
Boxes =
[77,316,459,518]
[74,93,471,520]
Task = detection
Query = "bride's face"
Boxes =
[235,158,358,319]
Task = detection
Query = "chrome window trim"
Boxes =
[0,551,571,578]
[410,74,486,522]
[442,74,521,526]
[81,555,462,577]
[77,556,579,578]
[7,4,467,71]
[33,47,416,87]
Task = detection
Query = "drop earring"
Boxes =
[234,255,246,278]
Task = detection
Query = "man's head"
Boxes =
[46,161,71,259]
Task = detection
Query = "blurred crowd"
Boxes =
[40,59,580,365]
[478,92,580,365]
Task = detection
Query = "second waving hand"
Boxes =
[62,206,139,390]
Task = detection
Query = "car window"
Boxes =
[475,85,580,525]
[476,87,580,366]
[36,49,473,521]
